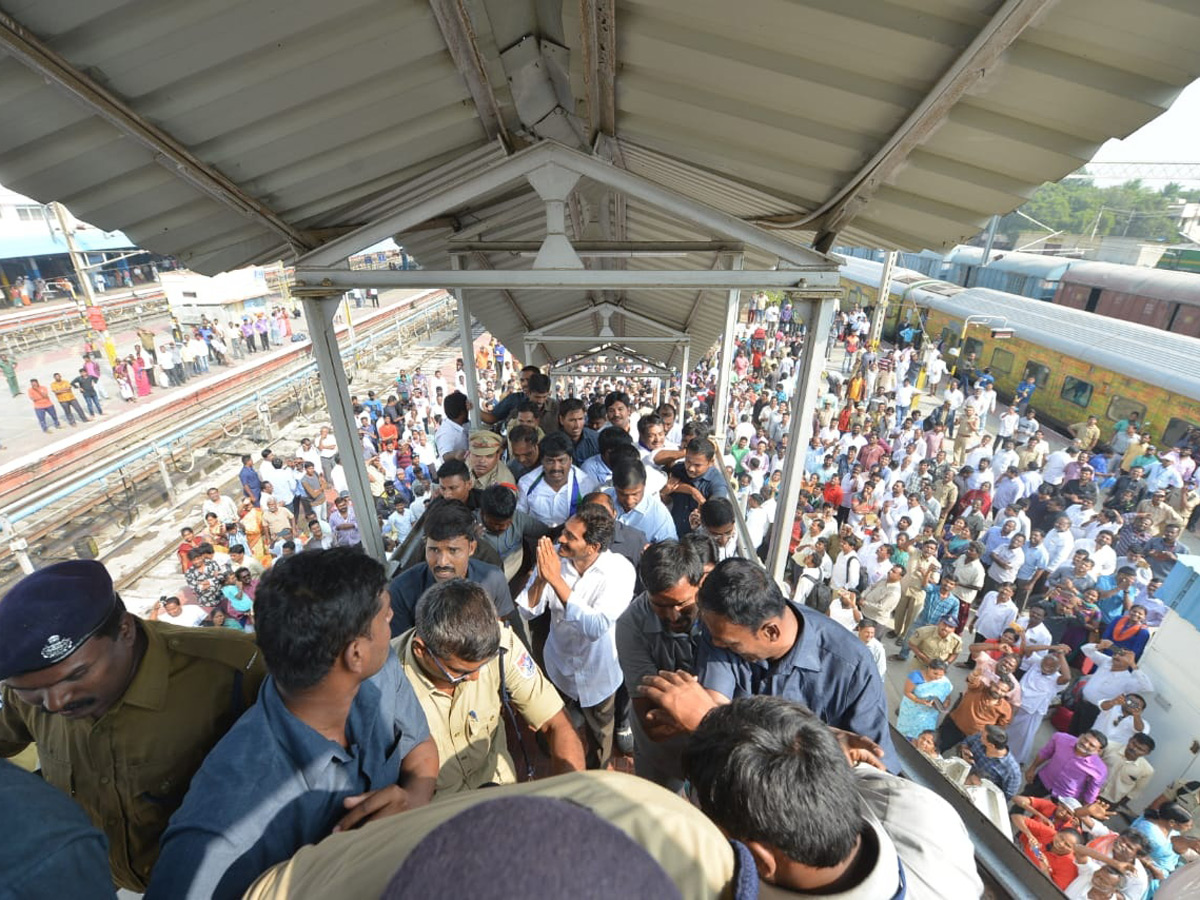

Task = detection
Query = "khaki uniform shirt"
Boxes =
[0,621,264,891]
[900,554,940,603]
[395,627,561,796]
[1101,744,1154,804]
[932,481,958,521]
[245,770,735,900]
[1073,422,1101,452]
[907,625,962,671]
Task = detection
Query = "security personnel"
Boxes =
[0,560,265,891]
[396,578,583,794]
[466,430,517,491]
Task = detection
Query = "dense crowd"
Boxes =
[3,294,1200,898]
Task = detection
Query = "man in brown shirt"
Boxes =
[936,672,1013,753]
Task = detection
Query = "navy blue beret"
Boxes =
[380,795,682,899]
[0,560,118,680]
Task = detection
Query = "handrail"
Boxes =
[711,445,760,564]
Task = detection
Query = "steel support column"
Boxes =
[711,256,744,450]
[302,296,386,562]
[451,257,481,430]
[677,342,690,424]
[870,251,897,349]
[765,296,836,583]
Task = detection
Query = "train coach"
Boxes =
[838,256,1200,450]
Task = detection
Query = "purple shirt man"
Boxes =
[1029,731,1108,805]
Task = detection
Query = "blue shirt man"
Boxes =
[147,548,437,900]
[663,442,729,537]
[388,557,514,637]
[239,456,262,504]
[693,560,898,772]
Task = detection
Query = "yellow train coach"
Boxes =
[839,256,1200,449]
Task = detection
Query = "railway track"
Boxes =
[0,289,170,355]
[0,291,456,589]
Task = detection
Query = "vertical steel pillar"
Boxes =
[711,253,744,450]
[870,250,897,349]
[451,257,481,429]
[676,342,690,424]
[765,295,837,583]
[302,295,386,561]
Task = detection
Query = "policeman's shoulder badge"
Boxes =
[515,650,535,679]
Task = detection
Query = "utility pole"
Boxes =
[869,250,897,349]
[51,202,117,367]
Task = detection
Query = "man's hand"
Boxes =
[829,727,887,771]
[333,785,417,832]
[534,536,566,597]
[638,670,722,733]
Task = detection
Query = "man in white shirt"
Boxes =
[970,584,1019,647]
[856,619,889,680]
[1043,445,1078,486]
[434,391,471,465]
[1042,516,1077,575]
[151,595,209,628]
[518,432,600,528]
[202,487,239,525]
[1076,642,1155,734]
[518,507,635,770]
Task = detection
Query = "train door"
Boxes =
[1084,287,1102,313]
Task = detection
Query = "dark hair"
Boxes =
[682,697,864,869]
[657,403,676,418]
[1130,733,1157,752]
[604,391,631,411]
[1145,802,1192,826]
[559,397,585,417]
[425,501,478,543]
[443,391,469,420]
[983,724,1009,750]
[1084,729,1109,751]
[639,540,703,595]
[539,431,574,461]
[95,593,129,641]
[253,547,385,692]
[480,484,517,519]
[685,437,715,460]
[598,426,634,458]
[573,505,614,552]
[516,400,540,417]
[508,424,539,448]
[437,458,471,483]
[586,402,607,424]
[698,558,785,628]
[611,458,648,490]
[681,532,718,568]
[636,414,664,438]
[527,372,551,394]
[700,497,735,529]
[415,579,501,664]
[241,454,252,465]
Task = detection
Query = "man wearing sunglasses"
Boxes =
[396,579,584,795]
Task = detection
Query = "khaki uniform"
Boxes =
[932,480,958,528]
[0,620,264,891]
[1071,421,1101,452]
[907,625,963,671]
[396,627,562,796]
[473,458,516,491]
[893,555,940,636]
[244,770,735,900]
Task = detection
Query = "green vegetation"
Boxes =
[998,180,1200,243]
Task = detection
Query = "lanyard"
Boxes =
[529,470,579,517]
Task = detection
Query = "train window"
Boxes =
[940,327,958,349]
[1105,396,1146,425]
[1060,376,1093,408]
[1022,360,1051,388]
[962,337,983,361]
[1163,418,1200,449]
[989,348,1014,374]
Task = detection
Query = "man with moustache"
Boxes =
[387,501,514,637]
[615,541,706,791]
[0,560,265,891]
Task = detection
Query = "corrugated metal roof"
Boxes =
[841,255,1200,398]
[0,0,1198,367]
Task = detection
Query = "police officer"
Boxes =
[396,578,583,794]
[0,560,265,891]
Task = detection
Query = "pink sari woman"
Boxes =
[131,354,152,397]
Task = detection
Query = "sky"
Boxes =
[1090,77,1200,165]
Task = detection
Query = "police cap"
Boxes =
[0,560,118,680]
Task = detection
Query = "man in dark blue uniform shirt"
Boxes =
[662,438,728,537]
[388,501,515,636]
[147,547,437,900]
[643,558,898,772]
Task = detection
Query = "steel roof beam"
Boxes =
[753,0,1053,252]
[448,241,744,253]
[292,266,840,292]
[580,0,617,142]
[0,10,314,253]
[427,0,515,150]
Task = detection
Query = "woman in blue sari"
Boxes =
[1131,803,1194,896]
[896,658,952,740]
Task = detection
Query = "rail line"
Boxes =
[0,289,170,355]
[0,291,455,587]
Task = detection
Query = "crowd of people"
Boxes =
[3,296,1200,898]
[16,308,298,435]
